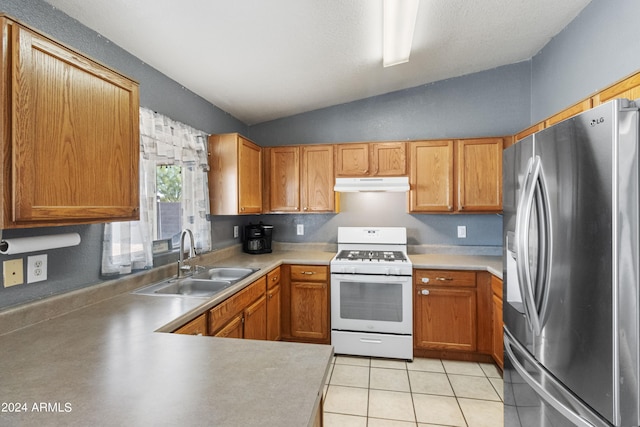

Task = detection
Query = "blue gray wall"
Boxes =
[531,0,640,123]
[248,61,531,146]
[1,0,636,309]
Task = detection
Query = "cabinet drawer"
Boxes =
[491,275,502,298]
[267,266,281,289]
[174,313,207,336]
[414,269,476,287]
[290,265,328,282]
[209,276,266,333]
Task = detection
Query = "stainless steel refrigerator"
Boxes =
[503,98,640,427]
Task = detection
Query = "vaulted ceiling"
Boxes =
[44,0,592,125]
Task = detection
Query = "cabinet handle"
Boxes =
[436,277,453,281]
[303,207,308,211]
[302,271,315,275]
[419,289,430,296]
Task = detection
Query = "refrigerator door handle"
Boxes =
[504,330,597,427]
[534,165,552,328]
[515,156,543,335]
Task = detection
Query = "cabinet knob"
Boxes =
[421,277,430,283]
[419,289,430,296]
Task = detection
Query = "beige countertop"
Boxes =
[0,247,502,426]
[409,254,503,279]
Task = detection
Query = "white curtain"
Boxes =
[101,108,211,276]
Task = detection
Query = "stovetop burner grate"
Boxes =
[335,250,408,262]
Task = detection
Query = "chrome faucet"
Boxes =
[178,229,197,277]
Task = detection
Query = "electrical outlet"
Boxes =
[27,254,48,284]
[296,224,304,236]
[3,259,24,287]
[233,226,239,239]
[457,225,467,239]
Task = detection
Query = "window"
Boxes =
[156,165,182,243]
[101,108,211,277]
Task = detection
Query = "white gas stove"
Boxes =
[330,227,413,361]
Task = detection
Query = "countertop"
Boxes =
[0,247,502,426]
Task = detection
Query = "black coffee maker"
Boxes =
[242,222,273,254]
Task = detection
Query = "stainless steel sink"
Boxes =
[207,267,256,281]
[133,266,259,298]
[152,279,232,297]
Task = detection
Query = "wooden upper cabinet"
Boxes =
[593,71,640,106]
[456,138,503,212]
[1,17,140,228]
[335,142,406,177]
[514,122,544,143]
[371,142,407,176]
[265,144,335,213]
[268,146,300,212]
[409,140,455,213]
[544,99,592,127]
[409,138,502,213]
[208,133,262,215]
[301,145,334,212]
[335,143,369,176]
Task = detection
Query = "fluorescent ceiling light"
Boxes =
[383,0,419,67]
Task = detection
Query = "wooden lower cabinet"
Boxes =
[280,264,330,344]
[214,314,243,338]
[414,269,498,364]
[266,267,282,341]
[243,294,267,340]
[208,276,267,339]
[414,286,477,352]
[174,313,208,336]
[491,275,504,369]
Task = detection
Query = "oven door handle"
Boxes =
[359,338,383,344]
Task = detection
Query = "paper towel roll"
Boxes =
[0,233,81,255]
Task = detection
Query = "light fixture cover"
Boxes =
[383,0,420,67]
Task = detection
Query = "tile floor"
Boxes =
[323,356,503,427]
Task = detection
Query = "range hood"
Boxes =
[333,176,410,192]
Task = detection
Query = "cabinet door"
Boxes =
[238,137,263,213]
[409,140,454,212]
[214,314,243,338]
[9,24,139,225]
[335,143,369,176]
[492,293,504,369]
[414,285,477,352]
[371,142,406,176]
[267,283,281,341]
[544,99,592,127]
[244,294,267,340]
[290,281,328,341]
[456,138,503,212]
[301,145,335,212]
[174,314,207,336]
[593,72,640,106]
[268,146,300,212]
[514,122,544,143]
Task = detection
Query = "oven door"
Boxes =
[331,273,412,335]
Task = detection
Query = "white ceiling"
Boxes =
[44,0,592,125]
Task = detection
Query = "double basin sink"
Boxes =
[134,267,259,298]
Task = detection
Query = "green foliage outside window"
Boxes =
[157,165,182,202]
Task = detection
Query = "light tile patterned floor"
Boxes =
[323,356,503,427]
